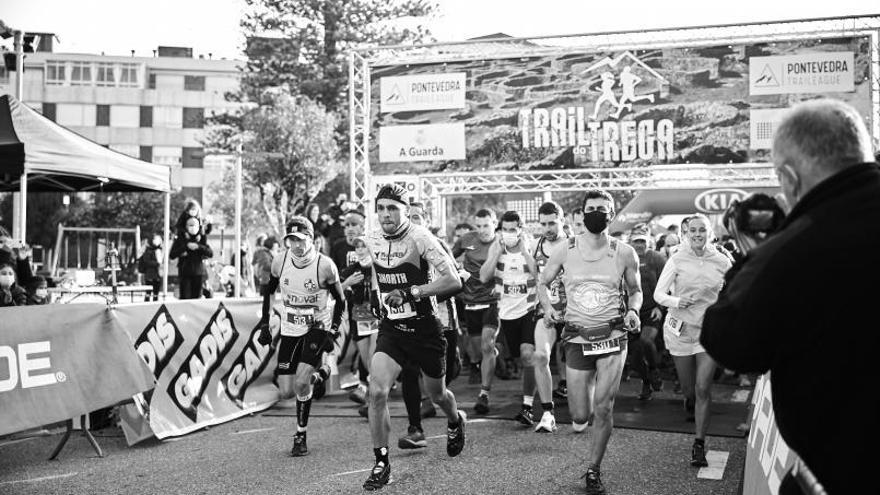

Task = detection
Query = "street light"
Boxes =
[1,19,26,243]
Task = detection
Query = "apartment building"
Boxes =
[0,43,241,210]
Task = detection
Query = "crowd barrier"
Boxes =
[743,374,800,495]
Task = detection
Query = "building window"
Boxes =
[70,62,92,86]
[119,63,139,88]
[148,73,156,89]
[46,61,66,85]
[184,75,205,91]
[42,103,56,122]
[140,146,152,162]
[96,63,115,87]
[153,106,182,129]
[0,66,8,84]
[182,107,204,129]
[56,104,96,127]
[182,147,204,168]
[180,187,203,205]
[153,146,181,166]
[96,105,110,126]
[140,106,152,128]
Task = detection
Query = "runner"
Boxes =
[363,184,466,491]
[538,189,642,494]
[397,201,463,450]
[532,201,569,432]
[627,224,666,401]
[571,208,586,236]
[452,209,501,410]
[257,216,346,457]
[479,210,539,425]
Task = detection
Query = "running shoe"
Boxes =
[691,441,708,467]
[420,398,437,419]
[349,386,367,405]
[446,410,467,457]
[552,382,568,401]
[358,404,369,418]
[290,432,308,457]
[534,411,557,433]
[582,468,606,495]
[468,364,481,384]
[649,370,664,392]
[514,406,535,426]
[474,394,489,415]
[398,425,427,449]
[638,382,653,401]
[363,461,391,491]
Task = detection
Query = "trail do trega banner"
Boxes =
[369,37,871,173]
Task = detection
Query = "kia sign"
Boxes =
[694,188,748,214]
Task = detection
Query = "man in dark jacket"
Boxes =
[702,99,878,494]
[139,234,163,301]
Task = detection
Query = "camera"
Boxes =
[722,193,786,254]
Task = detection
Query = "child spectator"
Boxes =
[27,275,50,305]
[0,260,27,307]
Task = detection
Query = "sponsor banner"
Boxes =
[380,73,466,113]
[372,174,421,202]
[0,304,154,437]
[379,123,466,162]
[749,52,855,96]
[115,299,282,443]
[369,37,870,172]
[743,374,800,495]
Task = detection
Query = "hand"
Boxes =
[458,269,471,282]
[624,309,641,332]
[256,318,272,346]
[650,307,663,323]
[187,242,199,250]
[370,291,387,319]
[543,307,561,327]
[678,295,697,309]
[384,289,405,308]
[344,271,365,287]
[16,243,31,260]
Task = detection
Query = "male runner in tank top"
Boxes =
[256,216,346,458]
[362,184,466,491]
[538,190,642,495]
[532,201,568,432]
[479,210,539,425]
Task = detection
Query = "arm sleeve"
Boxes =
[451,237,464,258]
[653,258,680,309]
[198,238,213,259]
[330,286,345,330]
[261,276,279,320]
[169,238,185,260]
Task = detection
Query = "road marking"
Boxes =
[426,434,445,440]
[232,428,275,435]
[0,437,43,447]
[332,468,372,476]
[731,390,751,403]
[697,450,729,480]
[0,472,78,485]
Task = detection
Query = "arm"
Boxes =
[536,241,565,322]
[653,259,680,309]
[415,235,462,299]
[320,258,345,332]
[169,238,185,260]
[197,237,213,259]
[451,237,464,258]
[621,246,643,329]
[479,239,502,284]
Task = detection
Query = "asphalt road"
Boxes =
[0,375,749,495]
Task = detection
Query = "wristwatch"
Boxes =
[410,285,422,300]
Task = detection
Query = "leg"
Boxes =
[369,352,402,450]
[480,325,500,392]
[401,366,422,430]
[673,354,697,420]
[423,375,459,423]
[694,352,716,440]
[533,319,556,407]
[293,362,317,430]
[587,349,627,469]
[566,366,596,427]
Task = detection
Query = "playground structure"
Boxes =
[349,15,880,228]
[50,225,142,283]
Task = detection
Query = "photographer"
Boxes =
[701,99,878,494]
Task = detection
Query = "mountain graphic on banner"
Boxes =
[753,64,779,87]
[385,84,405,104]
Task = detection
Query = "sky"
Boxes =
[0,0,877,60]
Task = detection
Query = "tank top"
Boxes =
[562,237,626,344]
[534,235,567,313]
[494,248,537,320]
[277,253,332,337]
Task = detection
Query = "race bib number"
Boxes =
[664,315,683,337]
[357,320,379,337]
[503,283,527,296]
[351,302,376,322]
[581,340,620,356]
[382,292,416,320]
[287,307,315,331]
[548,283,561,305]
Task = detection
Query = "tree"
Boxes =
[237,91,341,237]
[240,0,437,112]
[206,162,276,239]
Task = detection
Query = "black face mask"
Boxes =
[583,211,609,234]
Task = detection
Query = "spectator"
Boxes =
[0,260,27,307]
[252,234,268,288]
[170,217,213,299]
[174,198,213,237]
[452,223,474,245]
[702,99,878,493]
[229,241,255,296]
[653,213,731,468]
[252,236,278,296]
[304,203,330,252]
[138,234,164,301]
[0,226,35,288]
[27,275,50,305]
[660,233,680,258]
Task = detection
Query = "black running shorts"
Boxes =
[276,335,322,375]
[375,317,447,379]
[463,303,499,335]
[500,311,537,358]
[563,338,628,371]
